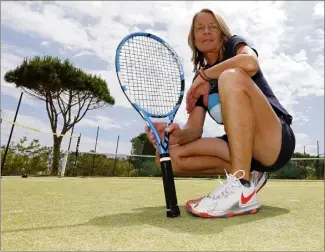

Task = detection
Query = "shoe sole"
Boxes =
[186,197,204,213]
[191,206,261,218]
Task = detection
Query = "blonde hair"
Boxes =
[188,9,232,72]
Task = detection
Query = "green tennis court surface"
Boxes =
[1,177,324,251]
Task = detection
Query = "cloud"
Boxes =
[294,132,319,155]
[312,53,324,75]
[305,29,324,54]
[41,41,50,47]
[1,2,92,51]
[260,52,323,109]
[74,51,94,57]
[1,43,40,58]
[293,49,308,62]
[77,116,123,130]
[313,2,324,18]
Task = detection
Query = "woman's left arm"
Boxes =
[204,44,259,79]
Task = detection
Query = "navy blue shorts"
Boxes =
[217,117,296,172]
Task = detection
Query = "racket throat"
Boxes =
[160,132,170,153]
[160,143,169,153]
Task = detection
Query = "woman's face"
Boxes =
[194,12,221,54]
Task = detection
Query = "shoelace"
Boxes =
[208,169,246,199]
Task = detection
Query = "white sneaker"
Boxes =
[191,170,261,218]
[186,170,267,214]
[251,171,268,193]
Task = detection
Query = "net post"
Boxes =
[59,150,69,177]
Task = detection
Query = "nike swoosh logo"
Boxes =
[241,190,256,204]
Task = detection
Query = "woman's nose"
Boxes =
[203,27,211,34]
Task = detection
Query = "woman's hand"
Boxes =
[144,122,181,149]
[186,74,210,114]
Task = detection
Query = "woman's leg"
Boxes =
[155,68,282,179]
[218,68,282,180]
[156,137,232,176]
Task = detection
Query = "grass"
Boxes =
[1,176,324,251]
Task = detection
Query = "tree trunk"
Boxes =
[51,136,63,176]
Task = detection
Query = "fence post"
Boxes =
[1,92,23,173]
[91,126,99,176]
[112,135,119,176]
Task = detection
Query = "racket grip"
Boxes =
[160,154,180,218]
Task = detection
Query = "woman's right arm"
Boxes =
[151,106,206,166]
[176,106,206,145]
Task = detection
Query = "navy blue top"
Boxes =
[195,35,293,125]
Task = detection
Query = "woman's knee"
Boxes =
[169,158,185,175]
[218,68,252,94]
[170,150,187,174]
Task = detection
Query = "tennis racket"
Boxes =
[115,32,185,218]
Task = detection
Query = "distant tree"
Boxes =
[293,152,316,158]
[1,137,52,176]
[129,133,157,176]
[130,132,156,156]
[288,152,323,179]
[4,56,115,175]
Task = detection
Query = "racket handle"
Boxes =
[160,154,180,218]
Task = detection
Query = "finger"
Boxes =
[165,127,172,133]
[188,97,195,110]
[186,97,189,110]
[186,89,193,109]
[192,88,200,99]
[186,100,191,113]
[187,104,193,114]
[153,122,162,127]
[154,122,167,132]
[187,99,195,113]
[186,88,192,103]
[191,78,202,90]
[165,123,176,133]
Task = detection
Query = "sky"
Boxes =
[1,1,324,156]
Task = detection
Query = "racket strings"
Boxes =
[118,36,182,116]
